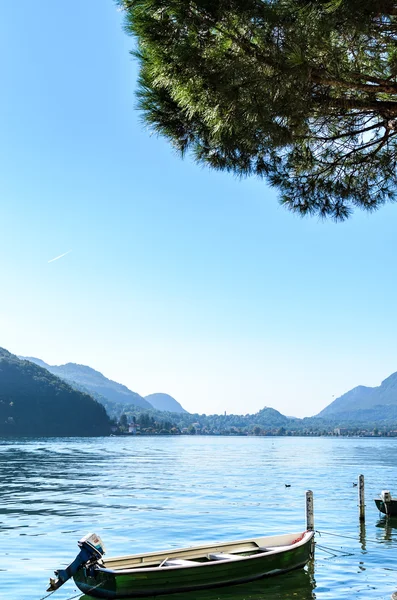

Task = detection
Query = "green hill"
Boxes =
[0,348,111,436]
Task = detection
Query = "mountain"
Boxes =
[22,357,152,409]
[317,372,397,419]
[144,393,187,413]
[0,348,110,436]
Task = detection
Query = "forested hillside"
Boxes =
[0,349,111,436]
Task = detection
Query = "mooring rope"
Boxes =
[61,590,85,600]
[316,543,354,558]
[37,580,104,600]
[315,544,339,557]
[316,530,386,544]
[38,589,57,600]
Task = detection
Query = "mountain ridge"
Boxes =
[21,357,152,409]
[18,353,397,426]
[317,372,397,419]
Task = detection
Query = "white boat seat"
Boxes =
[162,559,200,567]
[208,553,241,561]
[258,545,292,553]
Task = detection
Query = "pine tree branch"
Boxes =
[312,72,397,94]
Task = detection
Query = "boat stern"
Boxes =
[47,533,105,592]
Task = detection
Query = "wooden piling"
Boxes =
[306,490,314,531]
[358,474,365,522]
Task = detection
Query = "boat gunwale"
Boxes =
[95,530,314,575]
[102,530,306,565]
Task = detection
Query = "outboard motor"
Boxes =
[381,490,393,516]
[47,533,105,592]
[381,490,392,504]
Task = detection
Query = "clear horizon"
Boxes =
[2,2,397,419]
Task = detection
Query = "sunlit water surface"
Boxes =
[2,436,397,600]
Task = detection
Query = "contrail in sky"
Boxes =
[48,250,72,263]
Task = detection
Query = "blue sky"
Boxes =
[1,1,397,417]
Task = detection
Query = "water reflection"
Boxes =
[82,564,316,600]
[359,521,366,551]
[376,517,397,541]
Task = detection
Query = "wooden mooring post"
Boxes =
[306,490,314,531]
[358,474,365,522]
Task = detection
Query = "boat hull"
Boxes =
[375,498,397,516]
[74,532,315,598]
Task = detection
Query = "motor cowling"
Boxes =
[47,533,105,592]
[381,490,392,504]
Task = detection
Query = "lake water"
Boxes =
[2,436,397,600]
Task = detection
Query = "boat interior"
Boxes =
[100,532,307,572]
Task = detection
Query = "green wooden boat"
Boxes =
[48,530,315,598]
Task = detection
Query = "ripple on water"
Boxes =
[2,436,397,600]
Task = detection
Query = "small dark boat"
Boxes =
[374,490,397,516]
[48,530,315,598]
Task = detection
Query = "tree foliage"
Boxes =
[105,397,397,434]
[119,0,397,219]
